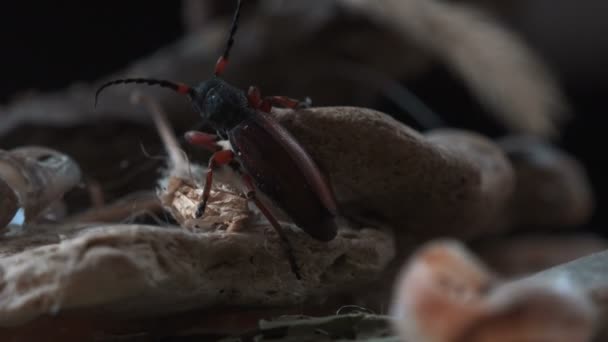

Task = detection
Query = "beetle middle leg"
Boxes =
[241,173,302,280]
[195,149,235,218]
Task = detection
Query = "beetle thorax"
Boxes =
[191,77,251,132]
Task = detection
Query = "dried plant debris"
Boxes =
[391,240,597,342]
[0,147,81,227]
[160,177,251,232]
[220,313,398,342]
[129,92,189,178]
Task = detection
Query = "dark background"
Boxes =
[0,1,605,233]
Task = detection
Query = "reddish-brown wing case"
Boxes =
[228,111,338,241]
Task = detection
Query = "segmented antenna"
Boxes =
[95,78,195,107]
[214,0,243,76]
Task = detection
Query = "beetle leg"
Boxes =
[265,96,312,110]
[247,86,262,108]
[241,173,302,280]
[196,149,235,218]
[247,86,311,113]
[185,131,222,153]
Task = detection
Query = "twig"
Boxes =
[129,92,189,178]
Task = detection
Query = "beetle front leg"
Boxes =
[185,130,222,153]
[196,149,235,218]
[241,173,302,280]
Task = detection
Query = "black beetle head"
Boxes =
[191,77,249,131]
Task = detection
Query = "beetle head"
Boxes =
[95,0,247,133]
[192,77,249,131]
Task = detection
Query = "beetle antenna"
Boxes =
[95,78,196,107]
[214,0,243,76]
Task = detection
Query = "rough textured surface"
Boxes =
[273,107,515,241]
[0,222,394,327]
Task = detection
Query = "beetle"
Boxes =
[95,0,339,279]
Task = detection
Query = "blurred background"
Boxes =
[0,0,606,233]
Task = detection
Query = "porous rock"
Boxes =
[0,221,394,327]
[272,107,515,241]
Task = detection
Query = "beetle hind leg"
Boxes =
[241,173,302,280]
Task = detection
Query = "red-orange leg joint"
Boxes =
[247,86,262,108]
[214,56,229,76]
[259,99,272,113]
[176,83,193,95]
[211,149,235,165]
[247,86,272,113]
[185,131,221,153]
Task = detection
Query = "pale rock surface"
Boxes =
[0,221,393,326]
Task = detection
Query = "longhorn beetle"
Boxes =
[95,0,339,279]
